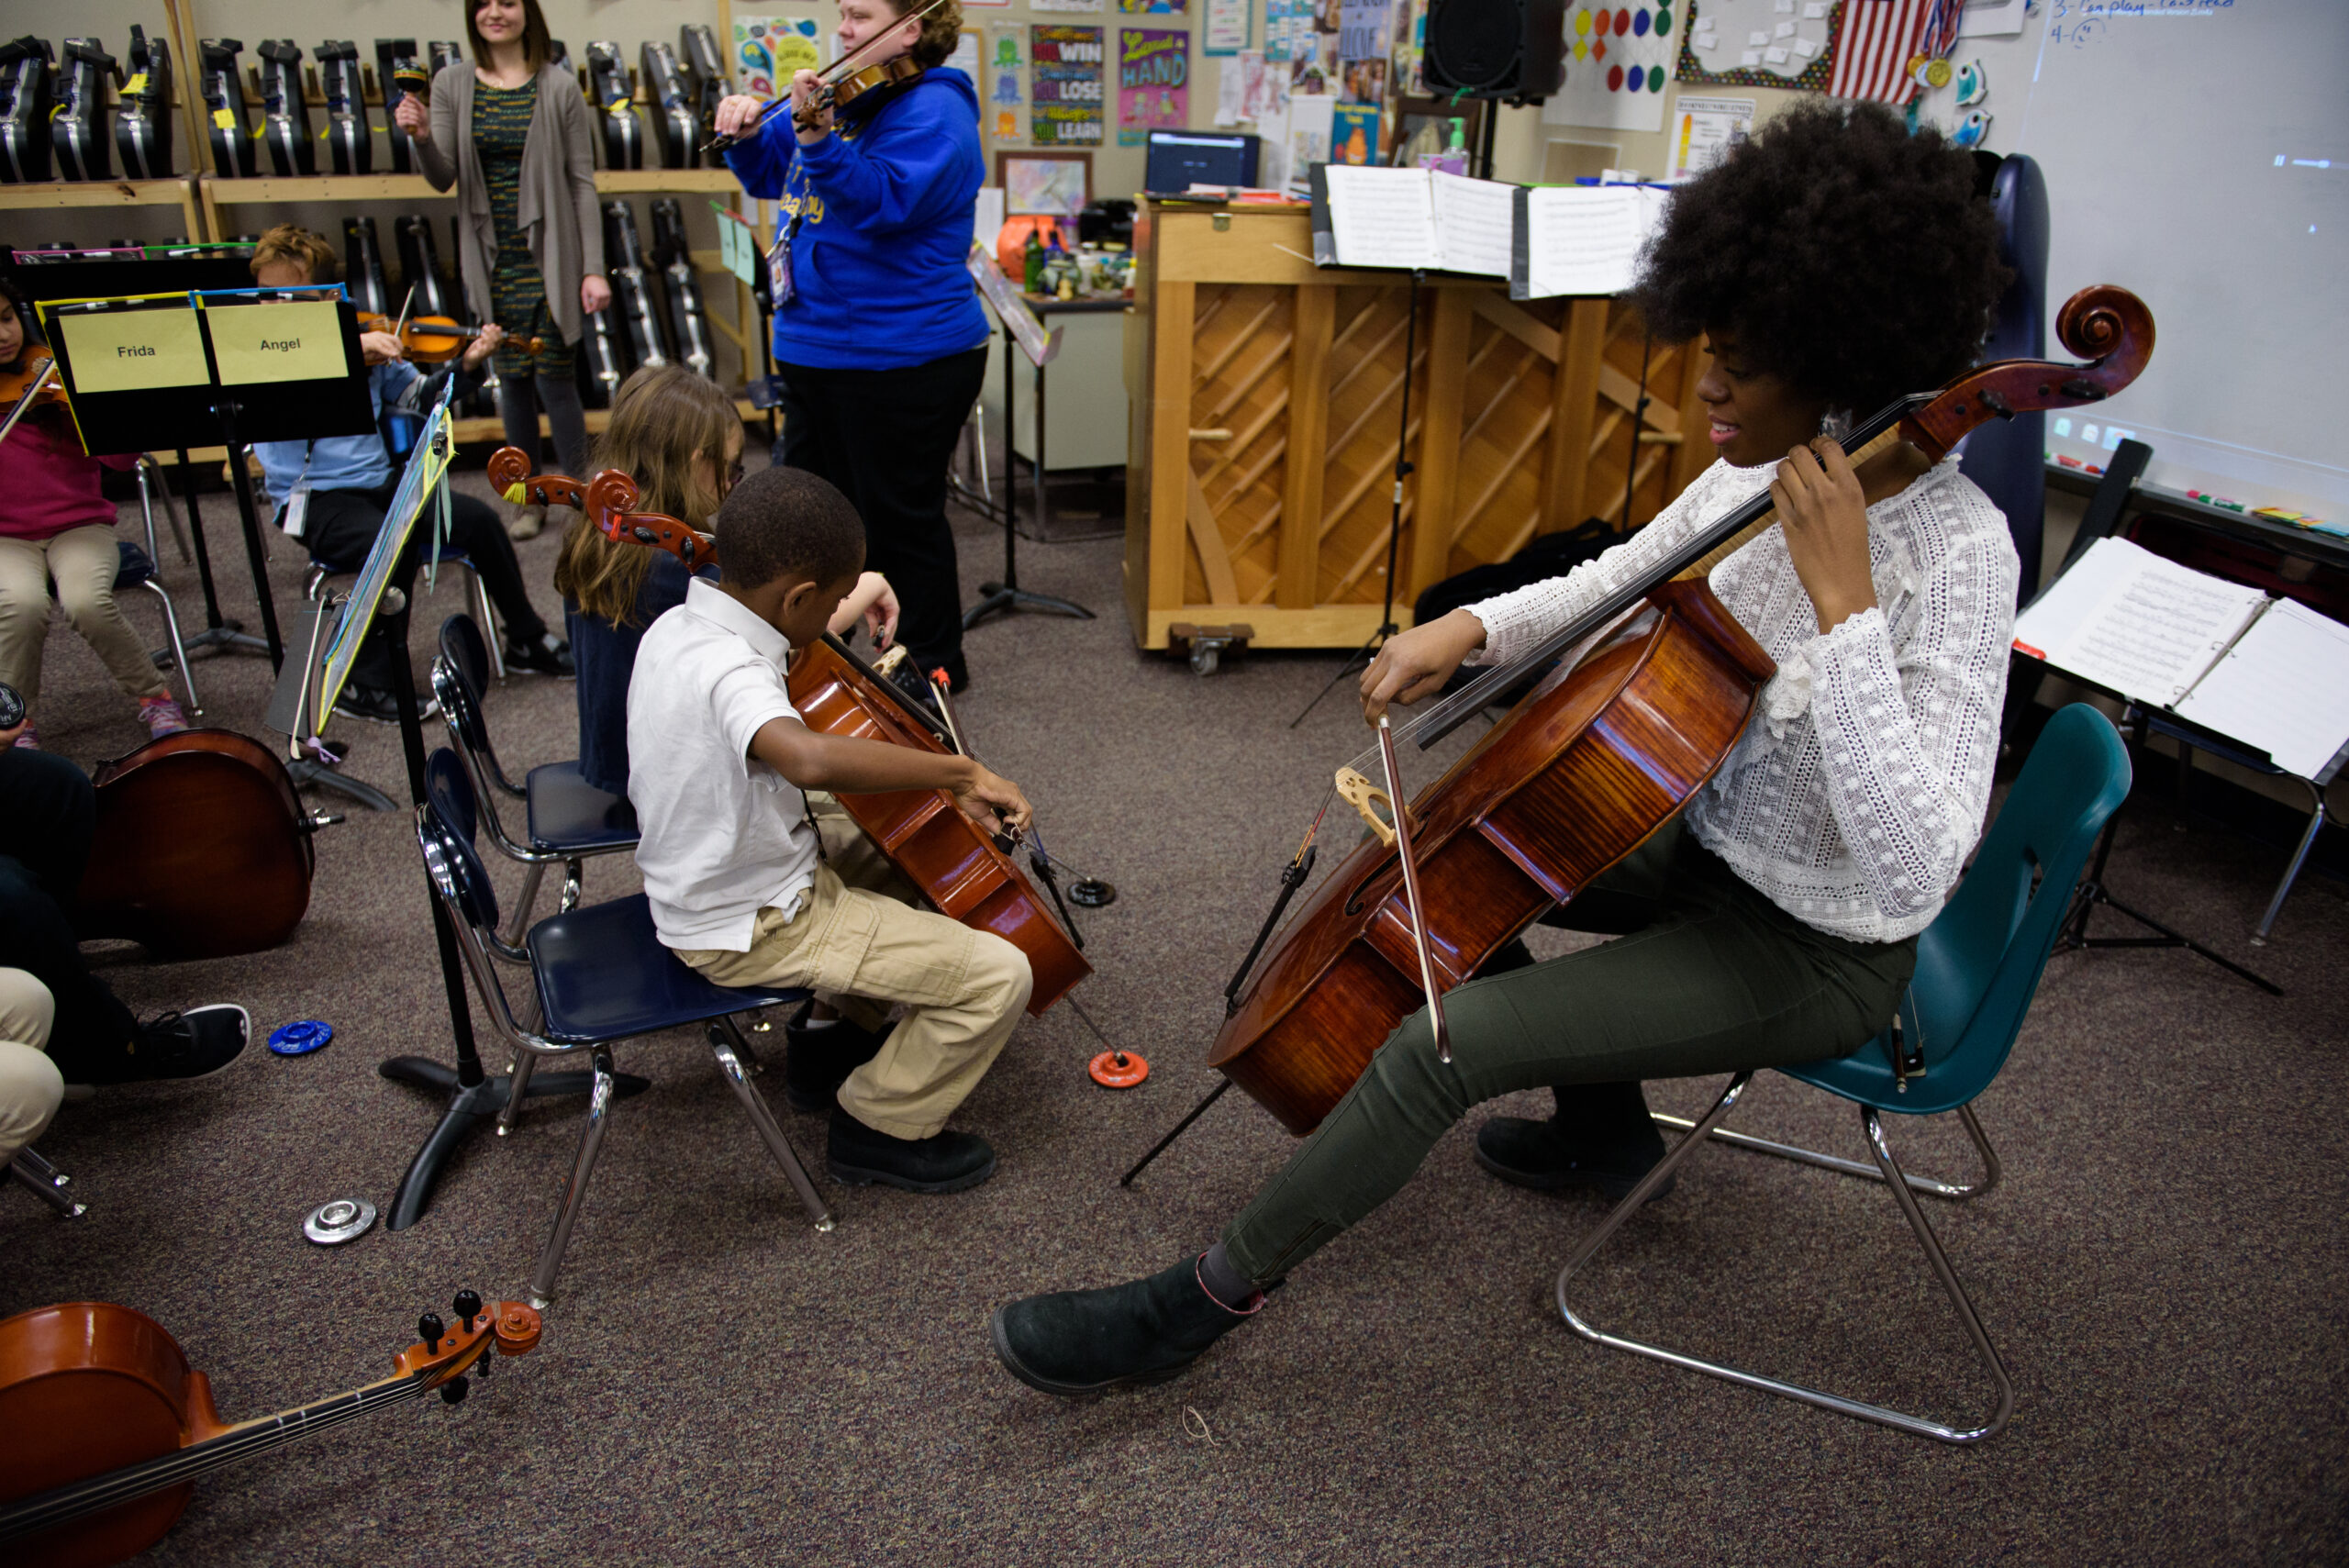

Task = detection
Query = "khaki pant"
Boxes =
[0,525,166,707]
[0,967,61,1166]
[676,800,1032,1141]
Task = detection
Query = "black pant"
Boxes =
[0,749,133,1077]
[300,484,550,692]
[774,347,987,675]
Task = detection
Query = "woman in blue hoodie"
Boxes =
[717,0,988,691]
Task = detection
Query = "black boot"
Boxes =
[1474,1080,1674,1202]
[783,1009,887,1113]
[827,1107,996,1194]
[991,1256,1263,1396]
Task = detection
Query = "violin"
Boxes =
[76,728,328,962]
[791,56,924,131]
[359,313,540,363]
[0,354,67,449]
[1210,286,2156,1136]
[484,448,1093,1013]
[701,0,946,151]
[0,1292,542,1566]
[487,445,714,570]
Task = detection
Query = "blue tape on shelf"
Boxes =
[268,1020,333,1056]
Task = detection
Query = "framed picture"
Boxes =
[996,150,1092,216]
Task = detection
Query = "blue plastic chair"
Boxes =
[433,613,637,947]
[417,759,826,1309]
[1555,704,2134,1444]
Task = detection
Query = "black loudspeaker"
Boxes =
[1422,0,1566,102]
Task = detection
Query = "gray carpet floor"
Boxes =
[6,452,2344,1566]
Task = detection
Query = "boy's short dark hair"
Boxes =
[714,465,865,593]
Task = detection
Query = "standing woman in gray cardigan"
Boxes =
[396,0,607,540]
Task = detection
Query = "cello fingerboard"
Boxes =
[1670,424,1909,584]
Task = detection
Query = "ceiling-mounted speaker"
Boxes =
[1421,0,1567,102]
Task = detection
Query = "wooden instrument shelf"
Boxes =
[1124,202,1713,653]
[0,176,205,241]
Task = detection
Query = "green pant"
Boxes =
[1221,820,1920,1283]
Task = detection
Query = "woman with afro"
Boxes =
[990,100,2021,1394]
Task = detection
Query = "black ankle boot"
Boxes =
[991,1256,1264,1396]
[1474,1081,1674,1202]
[827,1108,996,1193]
[783,1011,887,1112]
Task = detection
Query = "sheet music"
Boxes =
[2174,597,2349,780]
[2012,536,2268,707]
[1322,164,1439,271]
[1426,172,1513,278]
[1517,185,1666,298]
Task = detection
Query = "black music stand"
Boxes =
[963,250,1092,629]
[11,250,279,662]
[284,394,645,1229]
[40,284,379,673]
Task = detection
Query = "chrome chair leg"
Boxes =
[560,859,584,914]
[529,1046,616,1309]
[503,861,551,951]
[469,564,507,682]
[1557,1075,2015,1444]
[499,1049,541,1137]
[139,578,202,715]
[1649,1096,2002,1201]
[709,1018,835,1232]
[8,1149,87,1218]
[139,457,194,563]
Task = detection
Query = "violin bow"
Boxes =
[701,0,950,151]
[1377,714,1451,1064]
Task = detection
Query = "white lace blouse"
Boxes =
[1464,455,2020,943]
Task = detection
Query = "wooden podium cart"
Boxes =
[1122,200,1714,655]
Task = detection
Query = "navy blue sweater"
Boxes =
[724,68,988,372]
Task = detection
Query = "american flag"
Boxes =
[1827,0,1932,105]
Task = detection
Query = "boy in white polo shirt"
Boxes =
[629,467,1035,1194]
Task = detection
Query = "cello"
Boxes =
[486,449,1092,1014]
[0,1292,543,1567]
[1211,286,2155,1135]
[76,729,326,962]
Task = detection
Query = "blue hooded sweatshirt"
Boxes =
[724,68,989,372]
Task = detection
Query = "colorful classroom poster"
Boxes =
[1118,0,1186,11]
[1330,102,1380,165]
[1031,25,1106,146]
[989,25,1027,143]
[1391,0,1428,94]
[1118,29,1190,144]
[1542,2,1680,132]
[731,15,824,100]
[1203,0,1251,53]
[1283,91,1333,196]
[1667,95,1753,181]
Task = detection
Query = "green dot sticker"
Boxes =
[1655,8,1671,33]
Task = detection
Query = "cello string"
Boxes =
[4,1376,432,1532]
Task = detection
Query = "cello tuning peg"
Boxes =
[452,1289,483,1330]
[440,1374,470,1406]
[417,1311,444,1351]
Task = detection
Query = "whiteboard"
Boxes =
[1933,0,2349,515]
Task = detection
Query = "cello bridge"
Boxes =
[1334,767,1397,850]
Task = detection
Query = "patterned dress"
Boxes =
[473,78,576,379]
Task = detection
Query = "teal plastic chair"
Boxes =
[1554,704,2133,1444]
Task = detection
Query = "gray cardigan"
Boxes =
[415,61,606,350]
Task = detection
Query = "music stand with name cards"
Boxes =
[9,244,273,662]
[38,281,379,676]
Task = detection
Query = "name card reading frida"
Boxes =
[207,300,350,385]
[52,306,210,394]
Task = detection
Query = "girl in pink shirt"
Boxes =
[0,279,186,749]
